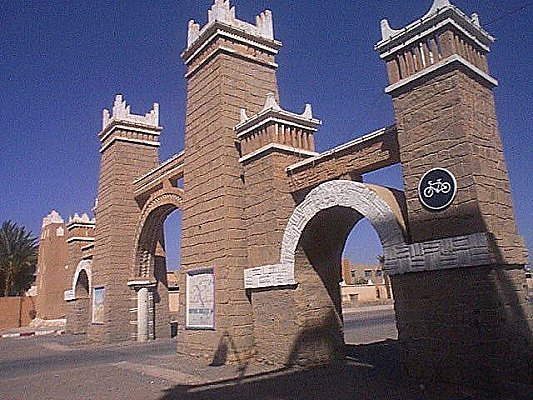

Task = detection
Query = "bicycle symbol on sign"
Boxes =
[423,179,451,198]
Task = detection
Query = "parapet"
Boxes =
[375,0,497,93]
[102,95,159,131]
[187,0,274,49]
[42,210,64,228]
[67,213,96,227]
[376,0,493,53]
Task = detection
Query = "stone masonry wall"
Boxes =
[89,136,159,342]
[392,265,532,386]
[243,151,306,363]
[178,36,279,362]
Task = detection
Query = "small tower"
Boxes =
[179,0,282,362]
[89,95,162,342]
[35,210,68,320]
[376,0,530,387]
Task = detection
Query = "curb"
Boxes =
[0,329,65,339]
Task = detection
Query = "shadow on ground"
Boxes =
[159,340,501,400]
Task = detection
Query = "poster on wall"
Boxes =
[92,286,105,324]
[186,268,215,329]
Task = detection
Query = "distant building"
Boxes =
[340,258,392,305]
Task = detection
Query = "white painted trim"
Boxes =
[99,123,161,144]
[183,25,280,65]
[236,115,320,138]
[378,17,491,59]
[127,280,156,287]
[66,223,95,231]
[384,54,498,94]
[239,143,318,163]
[100,137,160,153]
[66,236,95,244]
[286,127,390,173]
[71,259,92,299]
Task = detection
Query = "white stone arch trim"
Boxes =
[280,180,406,277]
[71,259,92,298]
[244,180,408,289]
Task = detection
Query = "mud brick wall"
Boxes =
[393,68,527,265]
[392,265,532,386]
[178,34,278,362]
[90,136,159,342]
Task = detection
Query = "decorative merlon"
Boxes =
[42,210,64,228]
[376,0,493,53]
[235,93,321,137]
[187,0,274,48]
[102,95,159,130]
[68,213,96,226]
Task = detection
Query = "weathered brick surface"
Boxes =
[286,125,400,192]
[392,265,532,386]
[89,134,160,343]
[393,69,527,264]
[178,30,279,361]
[35,221,68,319]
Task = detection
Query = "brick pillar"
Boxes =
[88,95,161,343]
[178,2,281,362]
[376,1,530,387]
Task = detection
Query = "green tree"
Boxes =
[0,221,38,296]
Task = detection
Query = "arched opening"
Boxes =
[279,180,407,366]
[67,261,92,335]
[341,218,397,346]
[131,188,182,341]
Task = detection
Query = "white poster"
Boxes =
[186,269,215,329]
[92,286,105,324]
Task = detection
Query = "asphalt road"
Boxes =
[0,308,523,400]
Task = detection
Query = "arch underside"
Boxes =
[134,188,183,278]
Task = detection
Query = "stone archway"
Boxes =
[276,180,408,365]
[129,187,183,341]
[66,259,92,335]
[280,180,408,281]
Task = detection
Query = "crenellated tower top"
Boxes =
[98,95,162,154]
[102,95,159,131]
[375,0,497,95]
[182,0,281,76]
[187,0,274,48]
[42,210,64,228]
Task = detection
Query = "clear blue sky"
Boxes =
[1,1,531,268]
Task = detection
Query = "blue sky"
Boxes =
[1,1,531,268]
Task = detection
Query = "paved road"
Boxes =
[0,307,525,400]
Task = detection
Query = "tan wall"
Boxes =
[0,297,36,330]
[35,222,68,319]
[178,31,279,362]
[341,284,392,304]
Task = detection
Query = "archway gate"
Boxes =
[78,0,530,389]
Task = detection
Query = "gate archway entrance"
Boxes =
[66,259,92,335]
[129,187,183,341]
[252,180,408,365]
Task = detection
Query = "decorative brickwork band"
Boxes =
[384,232,491,275]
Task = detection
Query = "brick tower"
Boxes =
[376,0,531,386]
[178,0,282,361]
[35,210,68,320]
[88,95,162,342]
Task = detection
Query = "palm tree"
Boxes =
[0,221,38,296]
